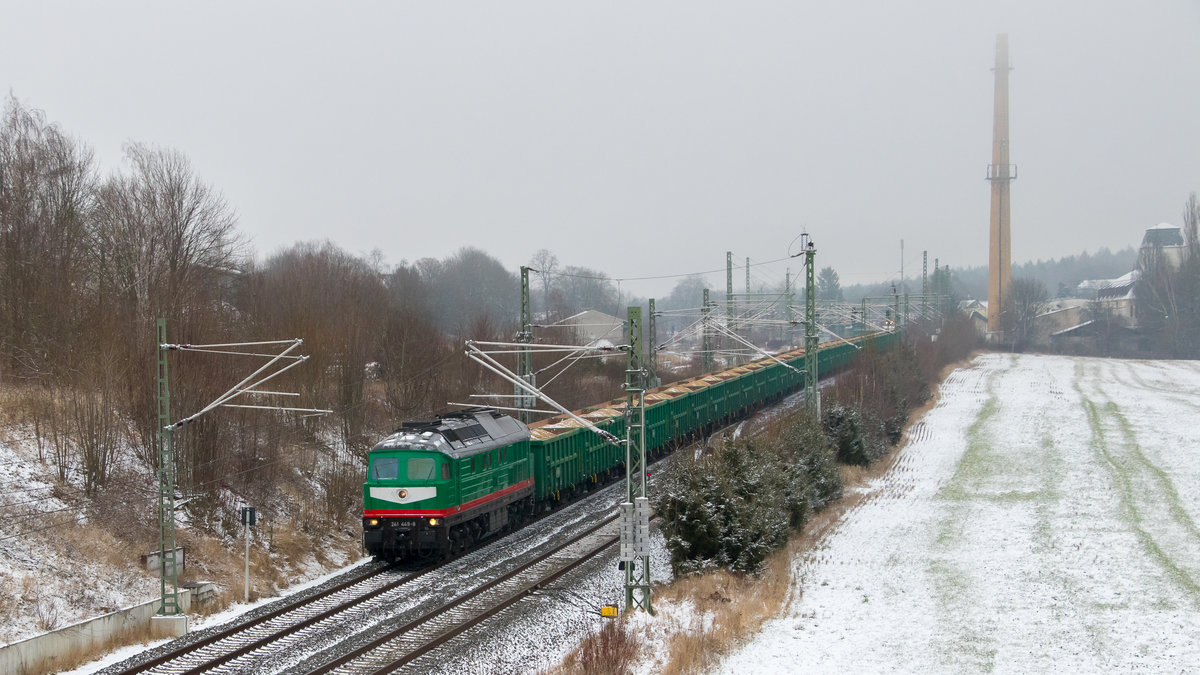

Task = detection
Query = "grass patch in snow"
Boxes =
[927,360,1007,671]
[1078,389,1200,602]
[1109,403,1200,542]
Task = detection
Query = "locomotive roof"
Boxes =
[371,407,530,459]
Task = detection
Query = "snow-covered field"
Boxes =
[718,353,1200,673]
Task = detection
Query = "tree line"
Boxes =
[0,98,629,534]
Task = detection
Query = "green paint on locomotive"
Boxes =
[362,410,532,515]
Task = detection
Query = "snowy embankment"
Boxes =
[717,353,1200,673]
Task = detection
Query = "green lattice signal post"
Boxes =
[702,288,714,372]
[156,319,180,616]
[622,306,652,613]
[804,238,819,416]
[647,298,660,388]
[786,271,794,348]
[516,267,534,424]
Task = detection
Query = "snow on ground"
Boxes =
[717,353,1200,673]
[61,557,374,675]
[0,424,161,645]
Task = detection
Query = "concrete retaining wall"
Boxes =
[0,584,211,674]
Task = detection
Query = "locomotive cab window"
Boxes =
[442,463,451,480]
[371,456,399,481]
[408,457,436,481]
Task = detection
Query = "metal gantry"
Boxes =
[154,323,329,616]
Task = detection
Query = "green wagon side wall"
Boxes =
[527,331,899,501]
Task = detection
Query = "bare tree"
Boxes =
[0,96,95,378]
[528,248,559,319]
[1009,277,1048,350]
[91,143,244,329]
[247,241,390,454]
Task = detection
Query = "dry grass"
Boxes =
[549,619,642,675]
[653,558,793,675]
[18,619,160,675]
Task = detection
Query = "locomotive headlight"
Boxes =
[428,517,439,527]
[398,489,408,499]
[368,518,379,527]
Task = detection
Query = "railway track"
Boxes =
[305,513,622,674]
[113,561,432,674]
[108,484,629,675]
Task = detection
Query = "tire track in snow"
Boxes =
[1106,359,1200,412]
[1076,360,1200,603]
[925,354,1015,671]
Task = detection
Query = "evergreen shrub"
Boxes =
[656,413,838,576]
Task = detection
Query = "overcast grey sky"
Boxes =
[4,1,1198,297]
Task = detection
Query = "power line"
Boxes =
[539,256,795,284]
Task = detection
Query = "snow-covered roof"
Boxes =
[1051,320,1094,337]
[1036,304,1081,319]
[1141,223,1184,248]
[1079,270,1139,292]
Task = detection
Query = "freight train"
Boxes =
[362,331,898,561]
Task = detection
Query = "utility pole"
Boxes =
[894,287,901,333]
[745,256,751,351]
[620,306,651,613]
[647,298,659,388]
[702,288,714,372]
[517,266,534,424]
[156,319,179,618]
[785,271,794,349]
[934,257,941,318]
[944,264,953,318]
[803,236,819,416]
[922,250,929,319]
[900,239,905,293]
[726,252,734,360]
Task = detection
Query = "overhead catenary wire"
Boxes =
[536,255,795,284]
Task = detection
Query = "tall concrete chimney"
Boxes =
[986,34,1016,337]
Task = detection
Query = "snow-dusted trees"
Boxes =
[817,266,843,302]
[655,413,840,575]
